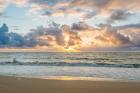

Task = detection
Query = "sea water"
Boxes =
[0,52,140,81]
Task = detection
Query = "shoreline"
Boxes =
[0,76,140,93]
[19,76,140,82]
[1,75,140,82]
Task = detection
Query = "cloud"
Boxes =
[69,0,140,12]
[0,24,9,45]
[23,22,135,51]
[8,32,25,47]
[0,0,9,13]
[116,23,140,30]
[26,0,97,19]
[1,0,140,21]
[1,0,140,51]
[71,22,91,30]
[95,27,132,47]
[27,22,81,50]
[0,0,28,14]
[28,22,64,46]
[23,0,140,22]
[0,24,26,47]
[0,23,36,47]
[1,22,140,51]
[70,0,110,9]
[108,9,132,23]
[116,24,140,48]
[11,0,28,6]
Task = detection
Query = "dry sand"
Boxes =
[0,76,140,93]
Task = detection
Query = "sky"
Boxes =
[0,0,140,52]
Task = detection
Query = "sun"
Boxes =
[63,46,80,52]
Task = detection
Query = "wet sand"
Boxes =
[0,76,140,93]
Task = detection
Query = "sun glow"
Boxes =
[0,24,130,52]
[31,27,124,52]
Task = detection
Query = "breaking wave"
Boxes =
[0,60,140,68]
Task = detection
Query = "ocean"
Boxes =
[0,52,140,81]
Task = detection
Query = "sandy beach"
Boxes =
[0,76,139,93]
